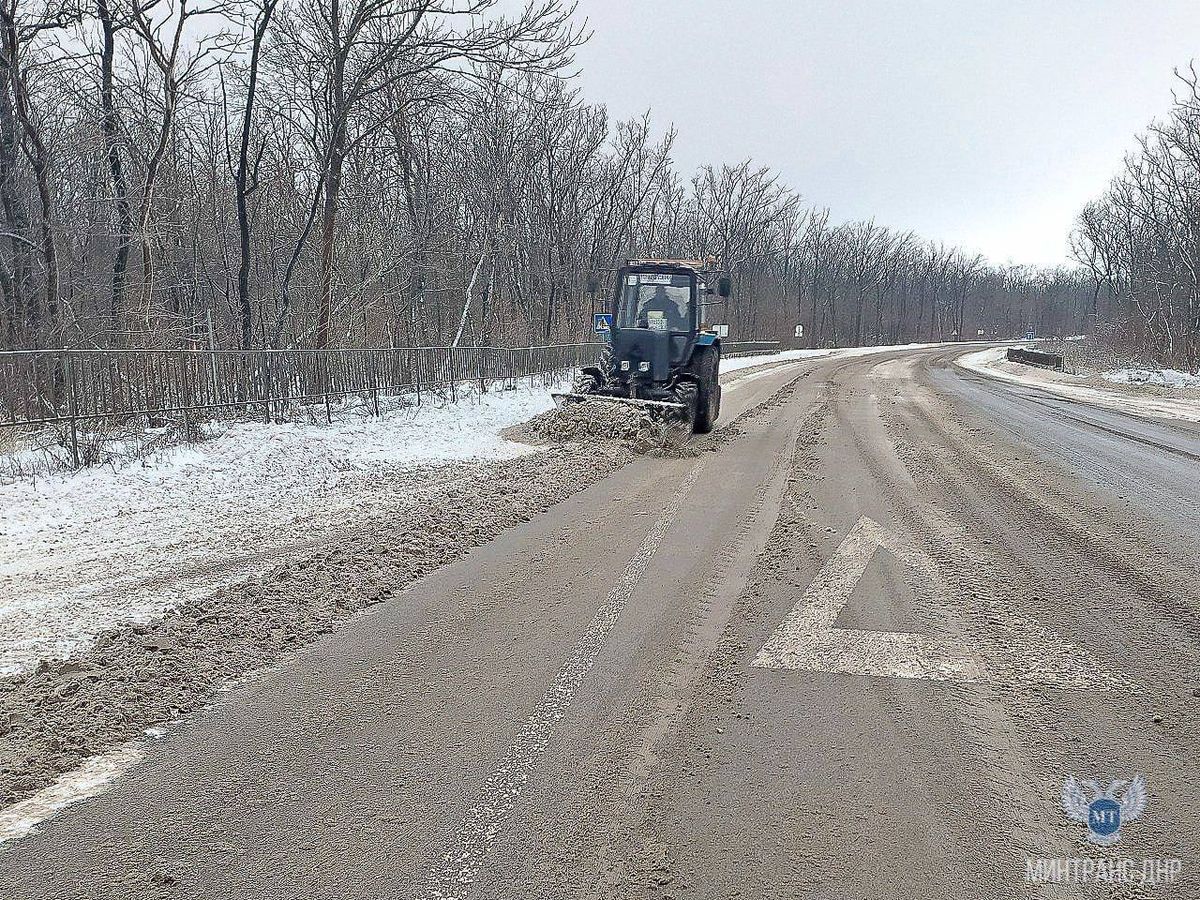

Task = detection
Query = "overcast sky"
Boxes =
[570,0,1200,268]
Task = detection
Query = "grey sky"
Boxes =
[571,0,1200,268]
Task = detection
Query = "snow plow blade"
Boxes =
[550,392,686,411]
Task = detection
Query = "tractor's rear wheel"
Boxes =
[691,347,721,434]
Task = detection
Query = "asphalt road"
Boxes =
[2,345,1198,899]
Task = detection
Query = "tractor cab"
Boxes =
[617,269,693,334]
[612,264,701,381]
[609,261,731,379]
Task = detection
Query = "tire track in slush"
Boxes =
[423,463,704,900]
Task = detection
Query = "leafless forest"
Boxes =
[0,0,1101,354]
[1071,66,1200,368]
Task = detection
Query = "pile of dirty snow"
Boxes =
[510,399,694,455]
[1101,369,1200,390]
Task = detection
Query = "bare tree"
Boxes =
[231,0,277,347]
[0,0,1093,356]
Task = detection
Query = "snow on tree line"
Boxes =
[0,1,1112,357]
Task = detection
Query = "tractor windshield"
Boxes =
[616,273,694,332]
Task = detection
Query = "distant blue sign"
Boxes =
[593,313,613,334]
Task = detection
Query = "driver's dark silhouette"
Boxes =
[640,285,686,330]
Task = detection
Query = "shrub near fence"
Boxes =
[0,341,780,463]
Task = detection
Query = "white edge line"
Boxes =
[0,744,144,846]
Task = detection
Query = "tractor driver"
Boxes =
[639,285,687,331]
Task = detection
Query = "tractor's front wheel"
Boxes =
[574,346,614,396]
[691,347,721,434]
[674,380,699,430]
[572,371,598,395]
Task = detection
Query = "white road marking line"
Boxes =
[423,465,704,900]
[752,516,984,681]
[0,745,143,845]
[752,516,1116,686]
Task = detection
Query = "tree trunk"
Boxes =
[236,0,277,349]
[316,141,343,349]
[0,58,30,343]
[98,0,132,345]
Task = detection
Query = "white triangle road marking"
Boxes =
[752,516,985,682]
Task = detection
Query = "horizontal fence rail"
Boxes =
[721,341,781,358]
[0,340,780,433]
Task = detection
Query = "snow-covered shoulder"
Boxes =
[0,381,562,677]
[956,347,1200,424]
[1102,368,1200,390]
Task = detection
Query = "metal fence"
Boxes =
[0,344,605,427]
[1006,347,1063,371]
[0,340,780,462]
[722,341,782,358]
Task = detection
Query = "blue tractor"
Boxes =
[559,260,731,433]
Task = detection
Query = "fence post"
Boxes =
[370,352,381,417]
[322,353,332,424]
[208,351,219,410]
[413,349,421,406]
[66,353,79,469]
[261,350,271,422]
[206,308,220,406]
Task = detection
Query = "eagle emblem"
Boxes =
[1062,775,1147,845]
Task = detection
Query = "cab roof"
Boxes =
[622,260,702,276]
[625,258,708,268]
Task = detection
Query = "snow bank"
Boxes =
[1102,368,1200,390]
[722,349,833,372]
[0,381,564,676]
[956,348,1200,424]
[722,341,962,373]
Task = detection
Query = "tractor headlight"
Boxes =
[620,360,631,371]
[638,361,651,372]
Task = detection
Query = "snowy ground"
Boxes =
[722,348,832,372]
[956,347,1200,424]
[0,381,563,677]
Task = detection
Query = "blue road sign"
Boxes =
[594,313,613,334]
